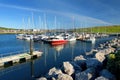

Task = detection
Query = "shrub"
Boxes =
[107,51,120,80]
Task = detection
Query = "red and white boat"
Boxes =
[46,35,67,46]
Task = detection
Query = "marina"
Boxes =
[0,0,120,79]
[0,34,118,80]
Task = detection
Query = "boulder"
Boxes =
[57,73,73,80]
[97,47,115,56]
[95,76,109,80]
[36,77,47,80]
[100,69,116,80]
[86,58,103,72]
[52,77,56,80]
[48,67,62,76]
[75,68,96,80]
[74,55,86,61]
[108,47,115,53]
[63,62,74,75]
[95,52,105,63]
[70,61,82,72]
[74,55,86,69]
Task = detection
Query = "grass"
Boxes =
[0,27,15,30]
[75,25,120,34]
[0,25,120,34]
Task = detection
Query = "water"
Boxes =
[0,34,115,80]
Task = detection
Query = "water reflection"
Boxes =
[44,45,48,67]
[0,61,31,80]
[69,41,76,61]
[53,44,64,61]
[53,44,64,52]
[85,41,96,56]
[30,60,34,78]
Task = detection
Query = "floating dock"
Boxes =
[0,51,43,67]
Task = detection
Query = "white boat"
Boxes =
[84,36,96,43]
[23,35,33,41]
[16,34,25,40]
[67,35,76,41]
[63,33,76,41]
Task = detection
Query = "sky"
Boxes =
[0,0,120,29]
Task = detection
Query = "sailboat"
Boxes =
[67,16,76,41]
[16,18,26,40]
[83,35,96,43]
[45,16,68,45]
[81,23,96,43]
[66,33,76,41]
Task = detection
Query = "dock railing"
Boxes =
[0,49,29,58]
[0,48,41,58]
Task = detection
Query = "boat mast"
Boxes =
[54,16,57,34]
[44,13,47,35]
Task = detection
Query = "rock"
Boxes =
[108,47,115,53]
[74,55,86,70]
[95,76,109,80]
[36,77,47,80]
[70,61,82,72]
[48,67,62,76]
[95,52,105,62]
[97,47,115,56]
[74,55,86,61]
[63,62,74,75]
[52,77,56,80]
[100,69,116,80]
[57,73,73,80]
[86,58,102,72]
[75,68,96,80]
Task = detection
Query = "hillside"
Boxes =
[0,25,120,34]
[0,27,14,30]
[76,25,120,34]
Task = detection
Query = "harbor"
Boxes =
[0,34,119,80]
[0,0,120,80]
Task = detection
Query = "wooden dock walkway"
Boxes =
[0,51,43,67]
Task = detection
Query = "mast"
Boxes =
[54,16,57,33]
[22,18,25,34]
[44,13,47,35]
[32,12,35,35]
[28,17,31,34]
[72,16,75,32]
[39,16,41,33]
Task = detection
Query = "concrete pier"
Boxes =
[0,51,43,67]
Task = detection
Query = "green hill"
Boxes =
[76,25,120,34]
[0,25,120,34]
[0,27,14,30]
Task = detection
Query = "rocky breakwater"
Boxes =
[37,37,120,80]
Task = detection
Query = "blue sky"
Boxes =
[0,0,120,29]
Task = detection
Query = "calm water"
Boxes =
[0,34,115,80]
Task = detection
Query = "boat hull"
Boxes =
[50,40,67,45]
